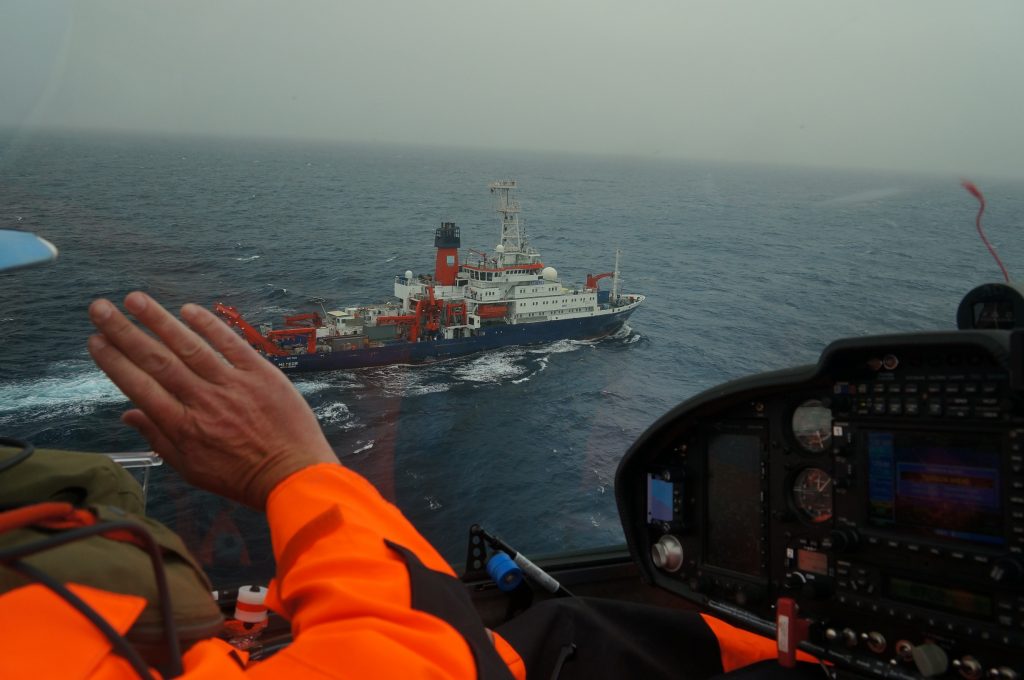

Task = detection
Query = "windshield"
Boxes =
[2,2,1023,591]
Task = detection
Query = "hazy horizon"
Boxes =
[2,1,1023,180]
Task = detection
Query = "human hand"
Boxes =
[87,292,338,509]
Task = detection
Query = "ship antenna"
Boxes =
[962,180,1010,283]
[612,248,621,303]
[309,296,329,318]
[489,180,523,261]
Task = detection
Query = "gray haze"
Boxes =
[2,1,1023,178]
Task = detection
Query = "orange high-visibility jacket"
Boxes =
[0,463,526,679]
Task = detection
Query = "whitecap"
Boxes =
[453,351,529,383]
[234,255,261,262]
[409,383,451,396]
[314,401,353,426]
[352,440,375,454]
[425,495,442,511]
[527,339,590,355]
[295,379,332,396]
[0,369,126,420]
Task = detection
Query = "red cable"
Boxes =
[962,180,1010,283]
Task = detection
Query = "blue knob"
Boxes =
[486,552,523,592]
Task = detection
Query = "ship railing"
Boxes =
[106,451,163,507]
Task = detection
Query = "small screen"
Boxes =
[647,475,675,523]
[706,433,763,576]
[797,549,829,576]
[973,300,1015,329]
[867,431,1004,546]
[888,577,992,617]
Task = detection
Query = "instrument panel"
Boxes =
[617,331,1024,679]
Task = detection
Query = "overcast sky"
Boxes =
[2,1,1022,178]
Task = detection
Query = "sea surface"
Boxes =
[2,131,1023,588]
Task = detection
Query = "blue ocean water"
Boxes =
[2,131,1023,587]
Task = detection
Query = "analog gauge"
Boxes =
[792,468,834,523]
[791,399,832,453]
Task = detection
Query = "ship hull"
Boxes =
[268,305,639,373]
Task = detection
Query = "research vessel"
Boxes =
[214,181,645,373]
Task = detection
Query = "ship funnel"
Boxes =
[434,221,461,285]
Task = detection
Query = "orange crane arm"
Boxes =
[586,272,614,289]
[212,302,288,356]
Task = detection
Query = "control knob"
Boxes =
[826,528,860,553]
[651,535,684,573]
[862,631,886,654]
[989,557,1024,585]
[953,656,984,680]
[987,668,1019,680]
[912,643,949,678]
[824,627,858,648]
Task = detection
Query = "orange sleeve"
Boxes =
[699,613,818,672]
[491,631,526,680]
[246,463,491,679]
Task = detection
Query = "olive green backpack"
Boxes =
[0,445,224,666]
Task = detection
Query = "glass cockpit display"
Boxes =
[706,432,764,577]
[867,431,1004,546]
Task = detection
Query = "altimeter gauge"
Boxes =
[792,467,834,523]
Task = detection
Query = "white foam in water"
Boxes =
[352,440,375,454]
[295,379,332,396]
[408,383,450,396]
[0,368,126,421]
[313,401,354,426]
[371,366,451,397]
[234,255,260,262]
[527,339,589,355]
[453,350,529,383]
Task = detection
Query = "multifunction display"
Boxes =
[867,430,1004,546]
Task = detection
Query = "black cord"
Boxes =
[8,561,156,679]
[0,519,184,677]
[0,437,34,474]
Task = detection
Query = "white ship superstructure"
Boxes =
[216,181,644,372]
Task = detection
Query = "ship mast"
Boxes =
[489,180,528,265]
[612,249,621,303]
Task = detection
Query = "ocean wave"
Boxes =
[408,383,450,396]
[234,255,261,262]
[313,401,354,426]
[528,338,591,355]
[366,365,452,397]
[352,440,375,454]
[294,379,332,395]
[815,187,907,206]
[453,350,529,383]
[0,368,125,421]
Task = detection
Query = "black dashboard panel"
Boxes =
[617,331,1024,679]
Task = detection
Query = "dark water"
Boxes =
[2,131,1023,588]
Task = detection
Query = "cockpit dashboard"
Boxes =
[616,330,1024,679]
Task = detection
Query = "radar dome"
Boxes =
[542,266,558,281]
[405,270,413,280]
[495,244,505,253]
